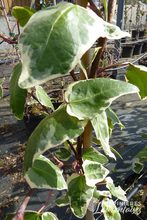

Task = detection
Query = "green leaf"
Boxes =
[18,2,130,89]
[101,0,108,21]
[12,6,35,27]
[65,78,139,120]
[102,198,121,220]
[56,194,69,207]
[83,146,108,164]
[5,211,41,220]
[68,174,94,218]
[35,85,54,110]
[41,212,59,220]
[106,107,124,130]
[91,111,115,158]
[126,64,147,99]
[106,177,127,201]
[132,159,144,174]
[82,160,109,187]
[25,155,67,190]
[24,106,85,172]
[9,63,27,120]
[93,189,111,199]
[55,147,71,161]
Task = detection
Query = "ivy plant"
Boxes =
[8,1,147,220]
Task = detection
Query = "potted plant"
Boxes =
[5,1,147,220]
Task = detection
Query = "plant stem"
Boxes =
[0,33,18,44]
[96,62,129,75]
[38,190,52,213]
[67,140,77,158]
[108,0,117,23]
[12,189,35,220]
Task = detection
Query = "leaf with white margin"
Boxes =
[18,2,130,88]
[91,111,115,159]
[68,174,94,218]
[65,78,139,120]
[24,106,86,172]
[41,212,59,220]
[83,146,108,164]
[25,155,67,190]
[102,198,121,220]
[126,64,147,99]
[106,177,127,201]
[106,107,124,130]
[93,189,111,199]
[82,160,109,187]
[35,85,54,110]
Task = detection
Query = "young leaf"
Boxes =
[25,155,67,190]
[55,147,71,161]
[65,78,139,120]
[56,194,69,207]
[24,106,85,172]
[106,177,127,201]
[68,174,94,218]
[126,64,147,99]
[82,160,109,187]
[12,6,36,27]
[132,158,144,174]
[9,63,27,120]
[93,189,111,199]
[91,111,115,159]
[18,2,130,88]
[35,85,54,110]
[41,212,59,220]
[102,198,121,220]
[83,146,108,165]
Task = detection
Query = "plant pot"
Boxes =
[139,30,145,39]
[132,29,139,41]
[141,41,147,54]
[121,44,135,58]
[133,43,143,56]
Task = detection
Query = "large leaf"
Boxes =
[106,177,127,201]
[68,174,94,218]
[35,85,54,110]
[25,155,67,189]
[83,146,108,164]
[91,111,115,158]
[12,6,35,27]
[82,160,109,187]
[5,211,58,220]
[9,63,27,120]
[18,2,130,88]
[24,106,85,172]
[65,78,139,120]
[126,64,147,99]
[102,198,121,220]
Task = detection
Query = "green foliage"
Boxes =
[102,198,121,220]
[12,6,36,27]
[18,2,130,89]
[66,78,139,120]
[126,64,147,99]
[9,63,27,120]
[132,146,147,173]
[24,106,85,172]
[25,155,67,189]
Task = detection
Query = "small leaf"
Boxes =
[5,211,41,220]
[18,2,130,88]
[106,107,124,130]
[12,6,35,27]
[41,212,59,220]
[82,160,109,187]
[132,146,147,173]
[132,159,144,174]
[93,189,111,199]
[56,194,69,207]
[24,106,85,172]
[68,174,94,218]
[126,64,147,99]
[66,78,139,120]
[106,177,127,201]
[25,155,67,190]
[102,198,121,220]
[91,111,115,159]
[55,147,71,161]
[35,85,54,110]
[9,63,27,120]
[83,146,108,164]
